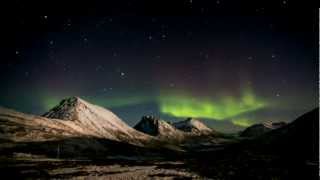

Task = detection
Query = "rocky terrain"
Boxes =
[0,97,318,179]
[134,115,185,141]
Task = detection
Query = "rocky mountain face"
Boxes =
[240,121,287,137]
[134,116,185,141]
[173,118,214,135]
[43,97,151,143]
[133,116,222,149]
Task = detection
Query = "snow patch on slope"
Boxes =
[173,118,213,135]
[43,97,150,142]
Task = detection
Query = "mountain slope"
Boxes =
[173,118,214,135]
[43,97,150,143]
[0,107,85,142]
[240,121,287,137]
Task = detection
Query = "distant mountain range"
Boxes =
[0,96,317,179]
[133,116,216,140]
[0,97,223,157]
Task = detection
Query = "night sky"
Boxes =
[7,7,318,132]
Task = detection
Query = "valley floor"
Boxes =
[0,156,204,179]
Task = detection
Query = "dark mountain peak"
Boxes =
[240,121,288,137]
[134,116,162,136]
[134,116,182,137]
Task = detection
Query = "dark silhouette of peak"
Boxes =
[134,116,185,140]
[134,116,161,136]
[240,121,287,137]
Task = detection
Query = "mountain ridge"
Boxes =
[42,96,151,143]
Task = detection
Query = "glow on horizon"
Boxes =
[231,118,254,127]
[159,89,267,121]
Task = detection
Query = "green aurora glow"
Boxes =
[231,118,255,127]
[159,89,267,121]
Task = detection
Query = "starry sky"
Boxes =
[7,8,318,132]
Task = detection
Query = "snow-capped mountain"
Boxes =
[173,118,214,135]
[43,97,150,143]
[134,116,185,140]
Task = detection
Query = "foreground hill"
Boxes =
[240,121,287,137]
[188,108,319,180]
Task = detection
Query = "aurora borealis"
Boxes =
[6,11,318,132]
[159,88,266,120]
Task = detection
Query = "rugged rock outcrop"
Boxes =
[134,116,185,140]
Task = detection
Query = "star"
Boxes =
[269,23,274,30]
[49,40,54,45]
[95,65,104,72]
[276,93,281,97]
[44,16,48,19]
[120,72,125,76]
[148,35,153,40]
[200,8,205,13]
[63,66,68,72]
[248,56,253,60]
[161,34,167,39]
[65,19,72,27]
[282,79,287,84]
[271,54,276,59]
[186,31,193,37]
[83,38,88,42]
[169,83,175,87]
[15,50,19,55]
